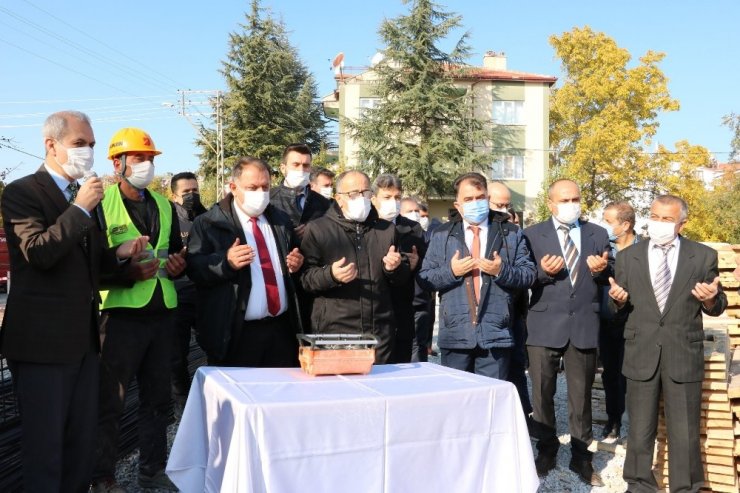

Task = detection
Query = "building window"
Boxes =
[359,97,381,117]
[492,100,524,125]
[492,156,524,180]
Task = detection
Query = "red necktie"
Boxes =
[470,225,481,302]
[250,217,280,316]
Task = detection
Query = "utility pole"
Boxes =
[173,89,224,200]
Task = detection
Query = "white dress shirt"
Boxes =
[233,203,288,320]
[648,236,681,283]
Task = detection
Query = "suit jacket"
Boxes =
[612,238,727,382]
[186,195,303,361]
[0,166,118,364]
[391,215,427,340]
[269,184,330,231]
[523,219,613,349]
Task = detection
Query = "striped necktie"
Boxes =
[558,225,579,285]
[653,244,674,313]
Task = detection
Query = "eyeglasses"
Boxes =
[490,202,511,209]
[337,189,372,200]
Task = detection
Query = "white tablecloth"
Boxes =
[166,362,538,493]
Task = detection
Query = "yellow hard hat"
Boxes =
[107,127,162,159]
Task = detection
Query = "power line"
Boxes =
[20,0,186,90]
[0,138,43,160]
[0,95,172,105]
[0,10,176,94]
[0,37,137,96]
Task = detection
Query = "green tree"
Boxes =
[549,26,679,211]
[198,0,328,177]
[722,112,740,162]
[651,141,715,240]
[344,0,488,199]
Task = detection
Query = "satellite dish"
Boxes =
[332,52,345,69]
[370,52,384,66]
[332,52,345,77]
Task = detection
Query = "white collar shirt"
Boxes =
[233,202,288,320]
[462,219,488,259]
[551,216,581,257]
[648,235,681,284]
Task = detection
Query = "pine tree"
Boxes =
[344,0,488,199]
[198,0,328,178]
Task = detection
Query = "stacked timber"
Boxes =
[654,327,738,492]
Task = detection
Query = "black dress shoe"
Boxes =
[535,454,556,477]
[602,421,621,439]
[608,423,621,439]
[569,459,604,487]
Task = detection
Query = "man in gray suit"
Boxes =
[609,194,727,493]
[523,179,612,486]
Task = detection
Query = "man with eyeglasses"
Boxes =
[488,181,533,430]
[299,170,411,363]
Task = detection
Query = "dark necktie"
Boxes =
[558,225,579,285]
[296,193,304,212]
[67,182,88,252]
[67,181,80,204]
[250,217,280,316]
[470,225,481,302]
[653,244,674,313]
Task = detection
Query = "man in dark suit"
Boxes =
[0,111,146,492]
[370,174,426,363]
[187,157,304,366]
[269,144,331,331]
[523,179,612,486]
[269,143,331,242]
[608,194,727,493]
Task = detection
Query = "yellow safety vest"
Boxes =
[99,185,177,310]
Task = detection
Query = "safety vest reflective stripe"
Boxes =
[99,186,177,310]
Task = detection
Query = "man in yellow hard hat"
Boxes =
[91,128,185,492]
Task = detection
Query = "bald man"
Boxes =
[488,181,533,423]
[523,179,612,486]
[299,170,411,363]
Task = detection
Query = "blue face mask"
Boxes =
[603,222,617,242]
[462,199,489,225]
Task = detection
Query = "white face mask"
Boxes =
[647,219,677,245]
[555,202,581,225]
[377,199,400,221]
[126,160,155,189]
[284,170,309,189]
[55,143,94,180]
[419,216,430,231]
[402,211,421,223]
[318,186,333,199]
[237,190,270,217]
[343,196,371,222]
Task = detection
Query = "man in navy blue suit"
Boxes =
[523,179,612,486]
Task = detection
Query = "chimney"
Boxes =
[483,51,507,71]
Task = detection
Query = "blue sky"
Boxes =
[0,0,737,182]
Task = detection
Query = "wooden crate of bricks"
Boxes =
[654,328,739,492]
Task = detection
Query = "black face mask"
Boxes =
[181,192,200,212]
